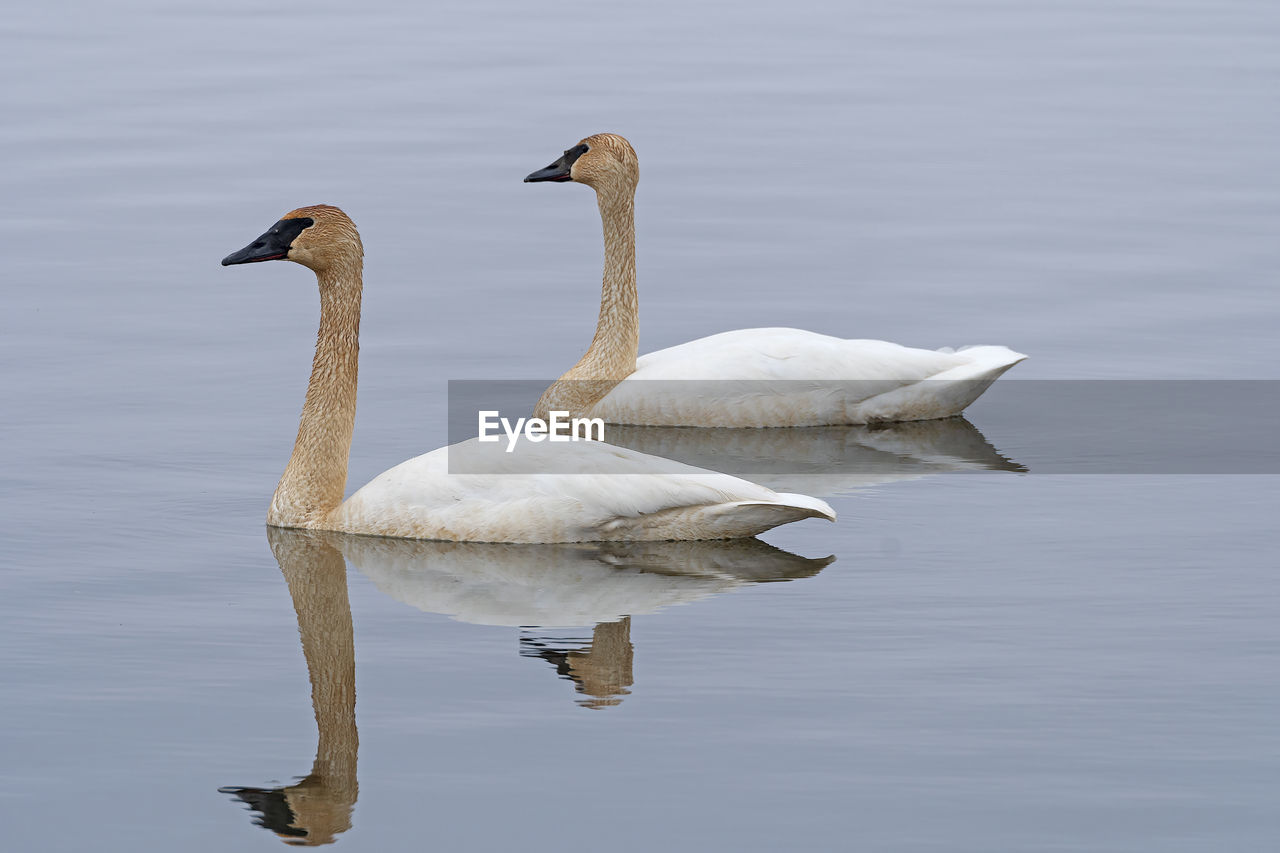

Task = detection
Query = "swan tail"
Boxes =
[593,493,835,540]
[704,494,837,537]
[759,492,837,522]
[846,346,1027,423]
[951,344,1028,373]
[926,345,1026,411]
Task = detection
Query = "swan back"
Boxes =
[590,328,1026,426]
[330,438,834,543]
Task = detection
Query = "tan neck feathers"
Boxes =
[269,258,362,528]
[587,188,639,373]
[534,178,640,418]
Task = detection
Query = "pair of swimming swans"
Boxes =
[221,135,1022,543]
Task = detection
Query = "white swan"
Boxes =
[525,133,1027,427]
[220,204,834,543]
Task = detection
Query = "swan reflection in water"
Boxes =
[603,415,1025,496]
[221,529,358,846]
[221,527,831,842]
[344,534,831,709]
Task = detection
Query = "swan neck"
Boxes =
[586,186,639,374]
[270,259,362,528]
[533,182,638,419]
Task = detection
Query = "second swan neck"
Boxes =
[587,185,640,373]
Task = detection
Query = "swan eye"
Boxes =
[272,217,315,246]
[562,144,589,166]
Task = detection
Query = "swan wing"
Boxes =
[589,328,1025,426]
[330,437,834,543]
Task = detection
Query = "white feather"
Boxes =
[331,437,834,544]
[591,328,1027,426]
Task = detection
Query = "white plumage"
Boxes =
[332,437,834,543]
[593,328,1027,427]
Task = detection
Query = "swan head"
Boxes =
[221,204,362,273]
[524,133,638,192]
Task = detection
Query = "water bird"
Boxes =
[525,133,1026,427]
[221,205,834,542]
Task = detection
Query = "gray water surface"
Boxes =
[2,1,1277,850]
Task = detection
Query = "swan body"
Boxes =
[595,328,1025,427]
[222,204,833,544]
[329,437,834,543]
[526,134,1026,427]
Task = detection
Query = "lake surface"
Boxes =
[2,0,1276,850]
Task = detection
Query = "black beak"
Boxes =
[221,217,312,266]
[524,160,573,183]
[524,143,588,183]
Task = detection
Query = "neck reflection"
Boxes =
[520,618,636,709]
[221,528,358,846]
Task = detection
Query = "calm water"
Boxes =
[2,0,1277,850]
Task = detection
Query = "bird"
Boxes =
[220,204,834,543]
[525,133,1026,427]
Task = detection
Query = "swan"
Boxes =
[220,204,834,543]
[524,133,1027,427]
